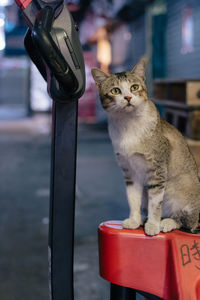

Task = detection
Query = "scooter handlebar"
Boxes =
[15,0,32,10]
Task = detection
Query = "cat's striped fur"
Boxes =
[91,59,200,236]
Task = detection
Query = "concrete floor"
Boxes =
[0,115,129,300]
[0,114,199,300]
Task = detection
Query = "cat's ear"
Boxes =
[131,57,147,80]
[91,68,109,86]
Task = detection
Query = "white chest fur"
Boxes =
[107,103,157,183]
[108,108,153,156]
[109,120,139,155]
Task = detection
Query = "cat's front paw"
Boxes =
[160,218,180,232]
[145,222,160,236]
[123,218,140,229]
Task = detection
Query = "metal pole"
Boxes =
[49,100,78,300]
[110,284,137,300]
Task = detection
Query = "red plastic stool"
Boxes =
[98,221,200,300]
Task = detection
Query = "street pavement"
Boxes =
[0,115,131,300]
[0,114,199,300]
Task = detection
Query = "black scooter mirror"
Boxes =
[17,0,85,102]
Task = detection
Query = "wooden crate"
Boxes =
[153,79,200,106]
[153,99,200,140]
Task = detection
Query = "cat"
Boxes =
[91,58,200,236]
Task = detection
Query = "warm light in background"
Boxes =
[97,27,111,73]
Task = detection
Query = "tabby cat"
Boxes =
[91,59,200,236]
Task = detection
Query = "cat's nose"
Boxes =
[124,96,132,102]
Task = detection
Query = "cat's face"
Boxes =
[91,59,148,114]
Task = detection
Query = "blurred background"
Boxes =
[0,0,200,299]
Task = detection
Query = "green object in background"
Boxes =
[155,103,164,117]
[152,0,167,79]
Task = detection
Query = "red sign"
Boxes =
[78,51,98,123]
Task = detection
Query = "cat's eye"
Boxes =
[111,87,121,95]
[130,84,139,92]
